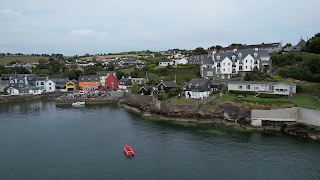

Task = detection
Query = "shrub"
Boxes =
[156,92,168,100]
[259,93,276,98]
[238,98,293,104]
[229,90,258,95]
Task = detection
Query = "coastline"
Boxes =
[118,99,320,139]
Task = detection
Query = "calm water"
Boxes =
[0,99,320,180]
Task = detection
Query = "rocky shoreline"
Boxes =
[1,93,320,139]
[118,99,320,139]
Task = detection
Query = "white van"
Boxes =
[79,91,88,95]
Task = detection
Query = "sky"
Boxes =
[0,0,320,56]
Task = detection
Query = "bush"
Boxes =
[211,90,220,95]
[156,92,168,100]
[238,98,293,104]
[229,90,258,95]
[259,93,276,98]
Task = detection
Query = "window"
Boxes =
[239,66,243,70]
[238,85,242,90]
[228,63,230,66]
[41,82,44,85]
[223,63,225,66]
[228,68,230,72]
[247,85,250,89]
[246,60,247,63]
[223,68,225,72]
[246,66,247,69]
[19,84,23,87]
[37,82,39,85]
[49,83,51,85]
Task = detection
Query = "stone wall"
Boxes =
[163,101,199,112]
[124,92,153,106]
[109,91,125,98]
[252,107,320,127]
[251,107,299,121]
[55,97,119,104]
[0,94,41,103]
[297,108,320,126]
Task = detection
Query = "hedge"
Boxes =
[229,90,258,95]
[259,93,276,98]
[237,98,294,104]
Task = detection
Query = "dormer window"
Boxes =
[88,77,91,80]
[254,52,258,58]
[217,55,220,60]
[232,55,236,60]
[189,84,192,88]
[196,84,199,88]
[238,53,242,58]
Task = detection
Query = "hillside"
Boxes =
[0,56,54,65]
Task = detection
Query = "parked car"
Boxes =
[79,91,88,95]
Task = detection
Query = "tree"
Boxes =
[107,63,115,71]
[84,65,97,75]
[283,43,292,48]
[215,45,222,51]
[190,47,208,55]
[145,72,159,85]
[131,83,140,94]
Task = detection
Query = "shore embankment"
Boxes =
[119,93,320,139]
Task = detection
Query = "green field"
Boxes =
[0,56,53,65]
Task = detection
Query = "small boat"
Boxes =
[72,101,85,106]
[124,146,135,157]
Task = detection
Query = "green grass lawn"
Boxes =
[289,94,320,109]
[0,56,54,65]
[167,97,197,104]
[213,93,320,109]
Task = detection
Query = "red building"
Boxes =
[105,74,119,89]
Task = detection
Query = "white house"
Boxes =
[182,79,212,99]
[45,80,55,92]
[227,81,297,96]
[174,58,188,66]
[159,60,174,66]
[201,49,271,80]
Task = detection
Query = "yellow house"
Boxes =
[66,80,79,91]
[97,71,116,87]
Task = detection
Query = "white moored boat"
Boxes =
[72,101,85,106]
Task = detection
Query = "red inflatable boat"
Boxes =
[124,146,135,157]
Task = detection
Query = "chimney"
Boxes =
[255,48,259,51]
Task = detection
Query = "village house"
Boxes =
[45,78,69,92]
[159,60,174,66]
[139,85,158,95]
[97,71,116,87]
[118,77,132,91]
[219,42,282,53]
[182,79,212,99]
[201,49,271,80]
[105,73,119,89]
[227,81,297,96]
[78,75,100,91]
[66,80,79,91]
[157,81,178,93]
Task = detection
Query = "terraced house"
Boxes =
[78,75,100,91]
[201,49,271,80]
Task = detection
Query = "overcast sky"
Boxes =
[1,0,319,56]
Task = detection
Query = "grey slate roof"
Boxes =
[78,75,99,82]
[183,79,211,92]
[202,56,214,65]
[97,71,115,76]
[213,50,270,63]
[51,78,69,83]
[159,81,177,87]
